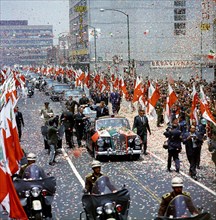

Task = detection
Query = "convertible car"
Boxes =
[85,116,142,160]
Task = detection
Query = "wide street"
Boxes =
[3,88,216,220]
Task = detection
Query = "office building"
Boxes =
[0,20,53,66]
[69,0,215,80]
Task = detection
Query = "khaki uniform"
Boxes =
[40,107,54,123]
[158,191,197,217]
[85,172,103,193]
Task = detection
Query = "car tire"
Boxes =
[132,154,140,161]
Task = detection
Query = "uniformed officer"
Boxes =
[18,152,36,178]
[158,177,198,217]
[84,160,116,194]
[40,102,54,124]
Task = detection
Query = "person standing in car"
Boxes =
[65,95,79,114]
[14,106,24,141]
[79,94,89,105]
[95,101,109,118]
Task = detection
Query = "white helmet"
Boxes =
[91,160,101,169]
[171,177,183,187]
[27,153,36,161]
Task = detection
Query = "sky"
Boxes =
[0,0,70,44]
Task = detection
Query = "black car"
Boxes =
[50,84,71,101]
[85,116,142,161]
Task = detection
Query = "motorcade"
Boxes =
[155,195,211,220]
[85,116,142,161]
[14,164,56,220]
[50,84,71,101]
[80,176,130,220]
[62,89,83,103]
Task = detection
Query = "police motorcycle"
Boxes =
[27,83,34,98]
[155,195,211,220]
[80,176,130,220]
[39,80,47,92]
[14,164,56,220]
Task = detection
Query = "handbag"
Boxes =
[163,140,168,149]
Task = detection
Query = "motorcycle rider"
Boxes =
[17,153,53,219]
[85,160,116,194]
[18,152,37,178]
[158,177,199,217]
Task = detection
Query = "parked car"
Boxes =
[85,116,142,161]
[50,84,71,101]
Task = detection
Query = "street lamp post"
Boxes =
[88,25,97,69]
[100,8,131,72]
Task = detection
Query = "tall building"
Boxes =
[0,20,53,66]
[69,0,215,80]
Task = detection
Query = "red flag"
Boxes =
[200,86,216,125]
[84,72,90,88]
[113,77,119,89]
[190,84,199,123]
[120,76,128,96]
[78,72,85,81]
[147,81,160,115]
[168,84,177,108]
[132,77,143,103]
[91,131,99,142]
[0,168,28,219]
[1,100,24,174]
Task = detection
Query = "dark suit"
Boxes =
[47,125,58,163]
[15,111,24,140]
[74,112,86,147]
[164,126,182,172]
[95,106,109,118]
[60,111,75,148]
[182,131,203,177]
[132,115,151,154]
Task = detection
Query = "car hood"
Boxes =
[98,128,137,138]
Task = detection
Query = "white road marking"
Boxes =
[61,147,85,187]
[149,151,216,197]
[61,144,216,197]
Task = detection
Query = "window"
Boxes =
[174,23,186,29]
[174,8,186,15]
[174,14,186,21]
[174,0,186,7]
[174,1,186,36]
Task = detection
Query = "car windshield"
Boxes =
[65,90,81,96]
[53,85,70,91]
[96,118,130,130]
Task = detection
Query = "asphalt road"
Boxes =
[1,89,216,220]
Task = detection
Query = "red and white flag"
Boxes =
[199,86,216,126]
[164,84,178,123]
[146,81,160,119]
[132,77,143,103]
[190,84,199,124]
[120,76,128,96]
[0,103,27,219]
